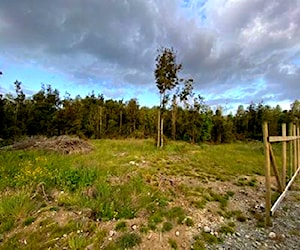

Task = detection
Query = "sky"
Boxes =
[0,0,299,113]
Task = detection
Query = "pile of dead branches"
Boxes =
[2,136,94,154]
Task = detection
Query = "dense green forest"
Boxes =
[0,80,299,145]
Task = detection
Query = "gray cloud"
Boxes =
[0,0,299,106]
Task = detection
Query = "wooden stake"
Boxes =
[282,123,286,188]
[263,122,271,226]
[157,109,161,148]
[160,117,164,148]
[269,145,283,192]
[293,125,297,173]
[298,126,300,168]
[289,123,293,179]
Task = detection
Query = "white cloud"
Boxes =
[0,0,299,107]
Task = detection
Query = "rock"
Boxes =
[109,230,116,237]
[108,237,113,241]
[131,224,137,230]
[147,234,152,240]
[259,203,265,210]
[86,244,94,250]
[268,232,276,239]
[234,232,241,237]
[175,231,180,236]
[203,226,211,233]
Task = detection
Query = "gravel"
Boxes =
[206,177,300,250]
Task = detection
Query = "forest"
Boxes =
[0,79,299,146]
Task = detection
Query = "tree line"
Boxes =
[0,79,299,145]
[1,47,299,145]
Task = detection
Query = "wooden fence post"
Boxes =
[296,125,300,169]
[289,123,293,179]
[282,123,286,188]
[293,125,297,173]
[263,122,271,226]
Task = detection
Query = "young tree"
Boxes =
[155,47,192,147]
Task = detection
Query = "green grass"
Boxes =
[0,139,268,248]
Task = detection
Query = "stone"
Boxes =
[268,232,276,239]
[131,224,137,230]
[109,230,116,237]
[86,244,94,250]
[203,226,211,233]
[175,231,180,236]
[234,232,241,237]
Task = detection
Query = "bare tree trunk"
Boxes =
[99,106,103,138]
[157,109,161,148]
[160,117,164,148]
[172,109,176,140]
[119,109,122,135]
[171,96,177,140]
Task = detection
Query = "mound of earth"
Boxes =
[4,136,94,154]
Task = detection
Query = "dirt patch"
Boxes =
[2,136,94,154]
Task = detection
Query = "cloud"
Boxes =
[0,0,299,106]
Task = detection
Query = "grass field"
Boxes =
[0,139,276,249]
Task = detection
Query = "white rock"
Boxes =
[175,231,180,236]
[131,224,137,230]
[269,232,276,239]
[203,226,211,233]
[108,237,113,241]
[109,230,116,237]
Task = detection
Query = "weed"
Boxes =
[201,231,223,244]
[208,191,229,209]
[166,207,185,224]
[115,221,127,232]
[185,217,194,227]
[139,224,149,234]
[236,212,247,222]
[148,210,164,225]
[23,216,36,226]
[168,238,178,249]
[254,213,266,227]
[236,177,257,187]
[94,229,107,246]
[271,191,280,204]
[219,224,235,234]
[191,199,207,209]
[115,232,141,249]
[192,235,206,250]
[0,190,35,233]
[162,221,173,232]
[68,235,89,249]
[226,190,235,197]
